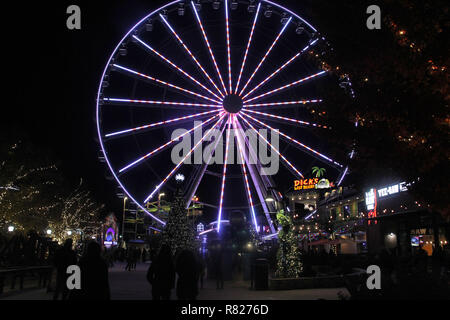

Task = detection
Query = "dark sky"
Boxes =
[3,0,377,221]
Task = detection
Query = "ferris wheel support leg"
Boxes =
[185,122,227,209]
[234,119,276,234]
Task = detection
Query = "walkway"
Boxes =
[1,262,348,300]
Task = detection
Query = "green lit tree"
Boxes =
[312,167,326,178]
[161,178,196,254]
[275,210,302,278]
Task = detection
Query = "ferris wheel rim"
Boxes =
[95,0,347,228]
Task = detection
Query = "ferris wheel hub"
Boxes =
[222,94,243,114]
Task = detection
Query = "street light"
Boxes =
[122,196,128,242]
[46,229,52,235]
[8,226,14,232]
[67,230,72,236]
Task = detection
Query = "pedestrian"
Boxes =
[213,248,224,289]
[197,253,206,289]
[71,241,110,300]
[175,249,199,300]
[125,248,133,271]
[53,239,77,300]
[147,244,175,300]
[133,248,140,269]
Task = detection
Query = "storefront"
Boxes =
[364,181,448,255]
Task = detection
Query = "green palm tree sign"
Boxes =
[312,167,326,178]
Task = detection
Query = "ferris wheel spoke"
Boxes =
[159,14,225,98]
[243,70,327,103]
[143,113,226,203]
[217,115,232,233]
[234,3,261,94]
[238,16,293,97]
[190,1,228,95]
[132,35,223,101]
[244,99,322,108]
[241,112,343,168]
[232,115,258,232]
[238,114,305,179]
[225,0,232,93]
[118,113,222,174]
[112,64,221,104]
[241,109,329,129]
[103,98,222,109]
[185,119,227,209]
[104,110,219,140]
[242,39,319,100]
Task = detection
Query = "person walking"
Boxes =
[214,248,224,290]
[147,244,175,300]
[197,253,206,289]
[125,248,133,271]
[53,239,77,300]
[71,241,110,300]
[175,249,199,300]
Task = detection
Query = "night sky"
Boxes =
[3,0,381,221]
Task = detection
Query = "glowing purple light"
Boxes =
[133,35,222,101]
[233,115,258,232]
[242,39,318,100]
[159,14,225,98]
[225,0,232,93]
[105,110,218,138]
[113,64,221,104]
[119,113,221,173]
[244,70,327,103]
[217,115,232,233]
[104,98,221,109]
[241,112,343,167]
[238,16,292,97]
[234,3,260,94]
[238,114,305,178]
[242,109,328,129]
[144,113,226,203]
[191,1,228,95]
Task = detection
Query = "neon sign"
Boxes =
[376,182,408,198]
[294,178,334,191]
[365,182,409,222]
[294,178,319,191]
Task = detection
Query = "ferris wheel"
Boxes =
[96,0,352,235]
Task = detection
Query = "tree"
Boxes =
[0,137,105,238]
[49,180,105,243]
[161,181,196,254]
[312,167,326,178]
[275,210,302,278]
[297,0,449,218]
[0,140,61,231]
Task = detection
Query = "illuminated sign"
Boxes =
[365,182,409,221]
[365,189,376,210]
[377,182,408,198]
[294,178,319,191]
[366,182,408,210]
[294,178,334,191]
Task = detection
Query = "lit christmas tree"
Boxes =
[161,174,197,254]
[275,209,302,278]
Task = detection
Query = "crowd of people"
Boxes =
[52,240,217,300]
[53,239,110,300]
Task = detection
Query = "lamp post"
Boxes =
[122,196,127,242]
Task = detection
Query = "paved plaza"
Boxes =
[1,262,348,300]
